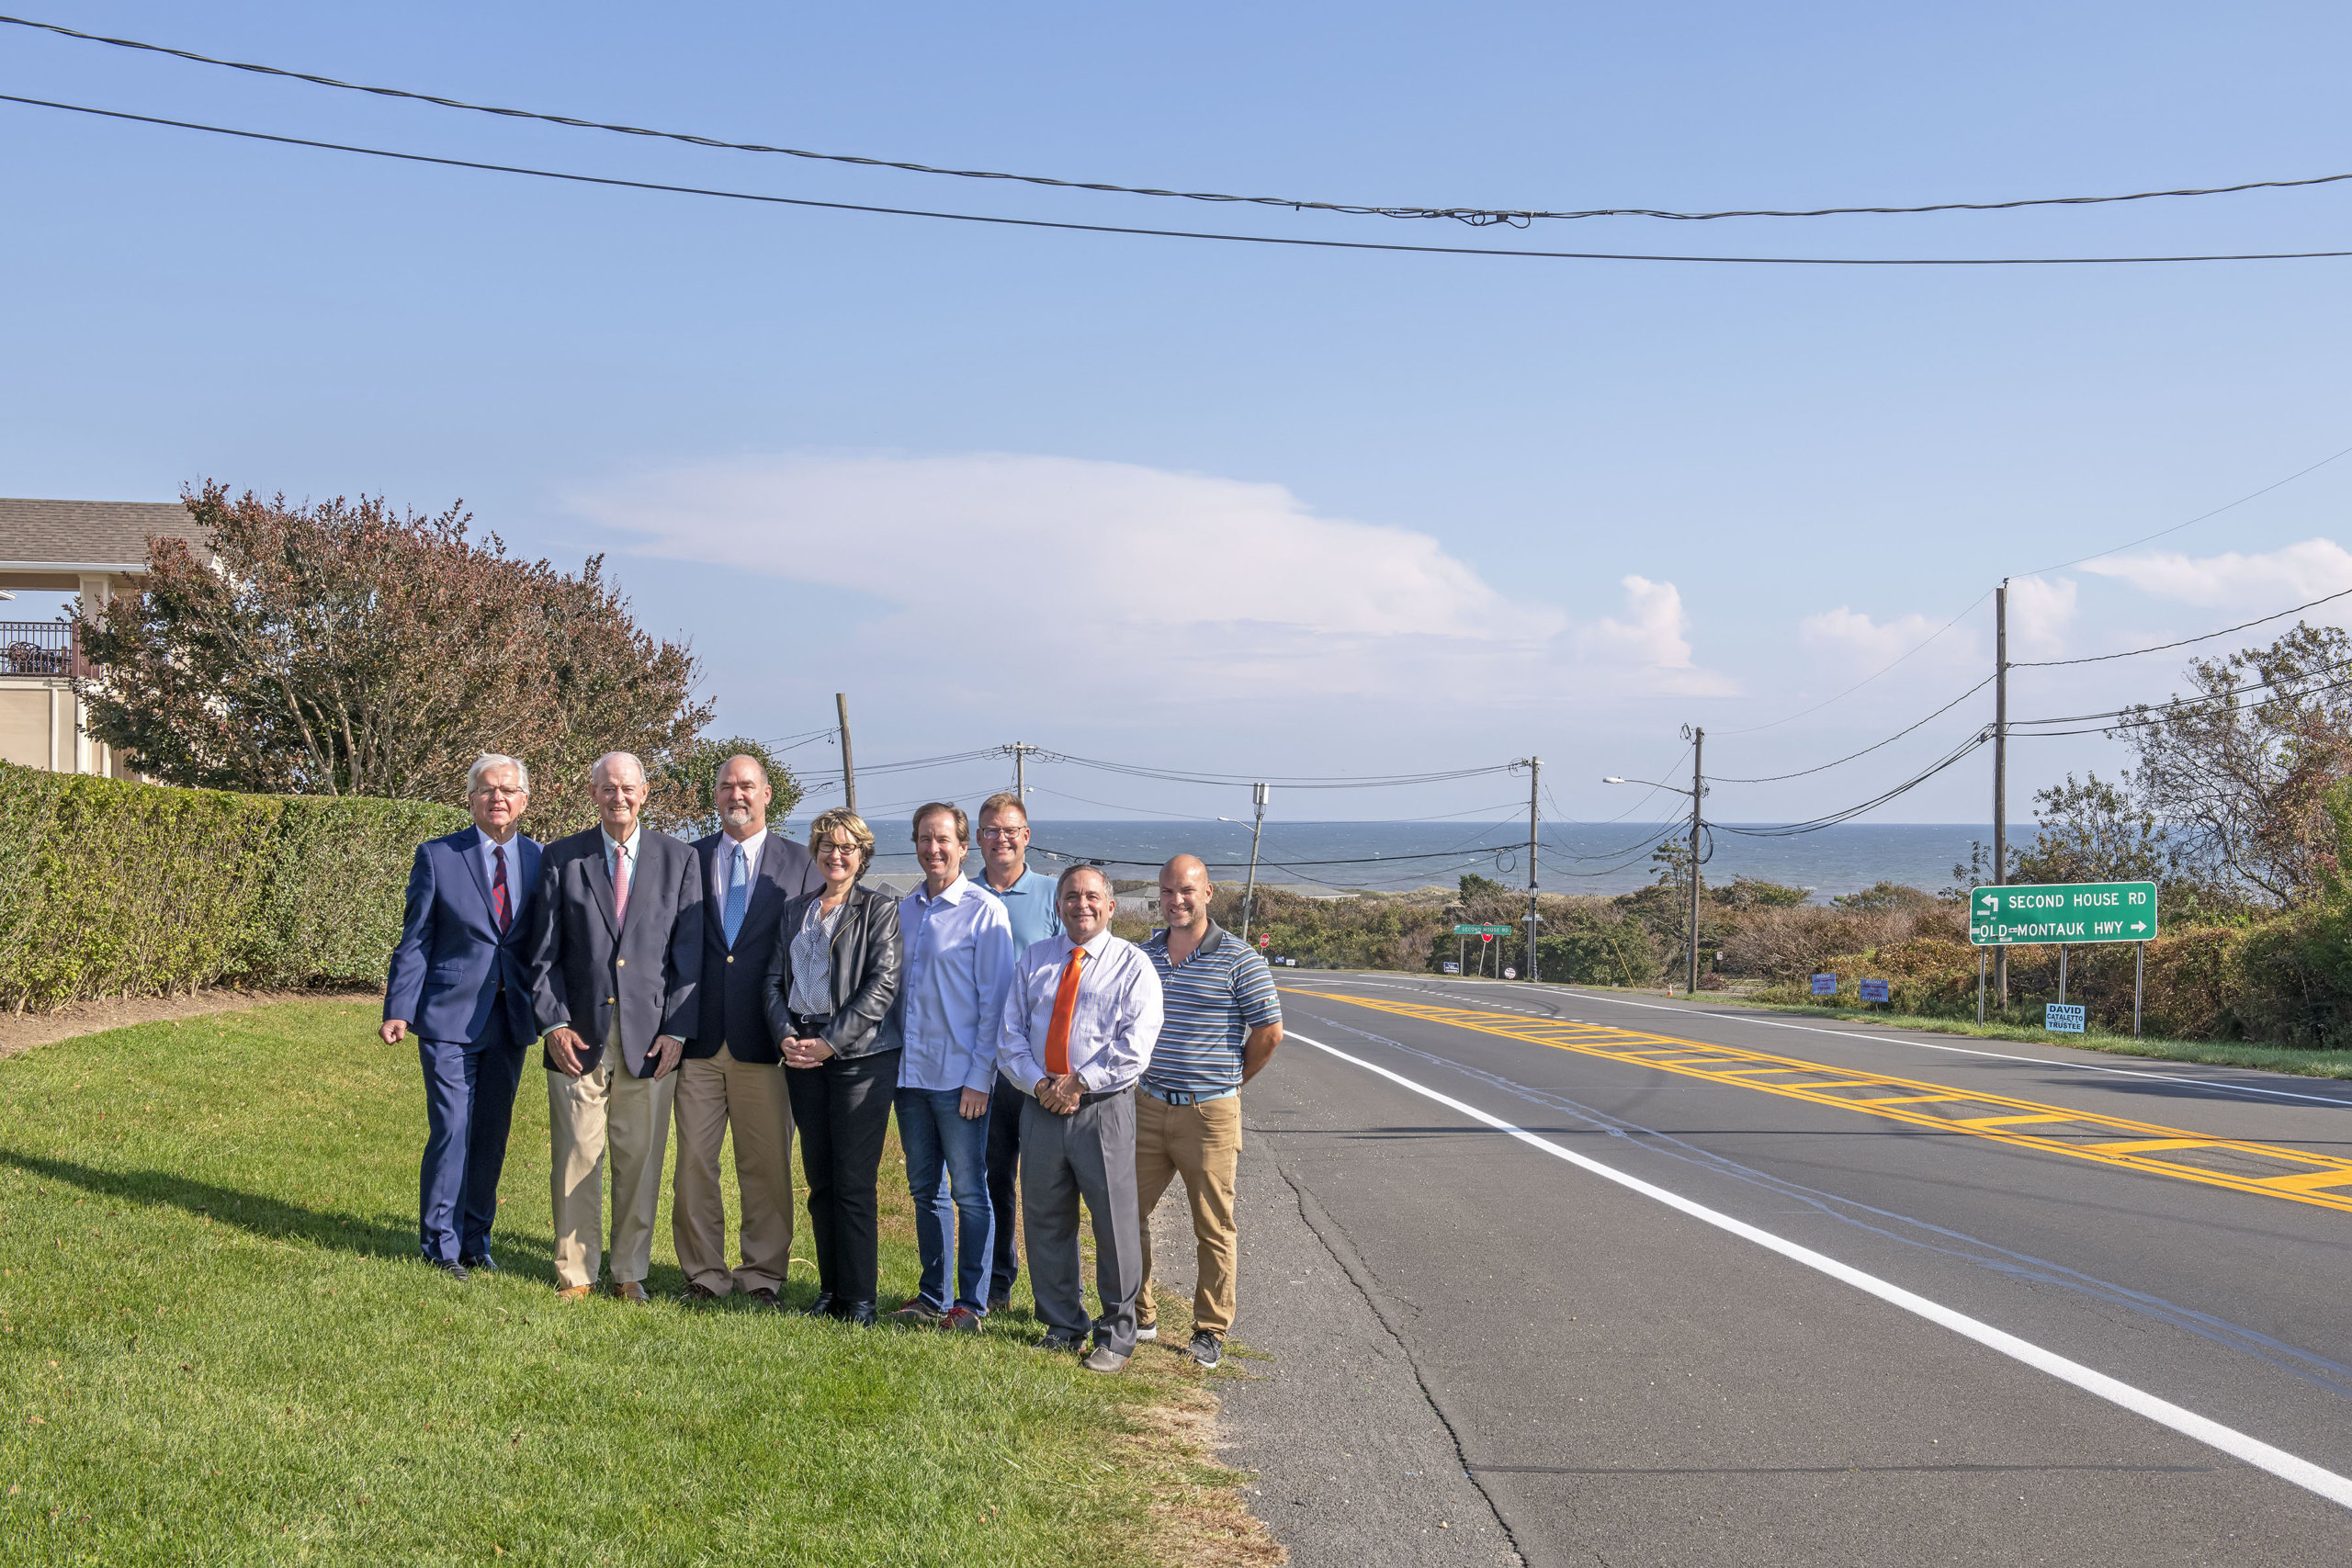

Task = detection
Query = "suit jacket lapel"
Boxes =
[451,827,499,935]
[587,841,620,939]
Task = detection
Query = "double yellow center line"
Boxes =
[1283,987,2352,1216]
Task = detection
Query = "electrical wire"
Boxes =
[16,13,2352,231]
[1038,750,1517,789]
[1717,591,1994,737]
[14,95,2352,268]
[2021,439,2352,576]
[1713,729,1992,838]
[1712,673,1996,784]
[2009,582,2352,668]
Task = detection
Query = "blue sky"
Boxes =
[5,2,2350,828]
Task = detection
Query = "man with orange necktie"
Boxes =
[998,863,1163,1372]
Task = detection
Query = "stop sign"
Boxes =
[1481,934,1494,943]
[1257,933,1270,948]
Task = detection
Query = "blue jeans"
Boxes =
[896,1087,995,1314]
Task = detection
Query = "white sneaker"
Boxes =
[1135,1325,1159,1341]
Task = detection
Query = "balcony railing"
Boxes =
[0,621,84,679]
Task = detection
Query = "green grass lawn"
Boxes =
[0,998,1263,1566]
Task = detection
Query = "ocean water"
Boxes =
[859,820,1993,900]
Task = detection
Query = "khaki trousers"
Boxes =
[548,1056,676,1290]
[671,1043,796,1295]
[1135,1090,1243,1337]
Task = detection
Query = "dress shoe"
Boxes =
[839,1299,878,1326]
[431,1258,469,1282]
[1034,1328,1086,1353]
[612,1280,650,1303]
[683,1282,723,1303]
[556,1284,594,1302]
[458,1254,499,1273]
[1080,1345,1131,1375]
[747,1287,783,1312]
[988,1292,1012,1314]
[800,1292,837,1318]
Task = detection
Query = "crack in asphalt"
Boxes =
[1271,1151,1530,1567]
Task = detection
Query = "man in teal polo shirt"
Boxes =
[973,791,1063,1311]
[1136,852,1282,1367]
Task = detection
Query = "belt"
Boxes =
[790,1012,833,1036]
[1142,1084,1238,1107]
[1077,1087,1133,1106]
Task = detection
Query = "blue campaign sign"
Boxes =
[1811,974,1838,997]
[1859,978,1890,1004]
[1442,961,1461,975]
[2045,1003,2086,1034]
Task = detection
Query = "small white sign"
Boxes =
[2044,1003,2086,1034]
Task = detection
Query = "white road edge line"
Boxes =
[1335,976,2352,1110]
[1290,1028,2352,1512]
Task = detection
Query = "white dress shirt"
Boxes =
[477,832,526,922]
[998,927,1162,1096]
[709,827,769,907]
[897,875,1017,1094]
[602,823,642,883]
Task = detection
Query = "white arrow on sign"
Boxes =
[1979,892,1998,908]
[2131,920,2147,933]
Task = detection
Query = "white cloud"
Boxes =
[1576,576,1736,695]
[1796,605,1982,672]
[572,452,1569,701]
[2004,574,2077,660]
[2083,538,2352,608]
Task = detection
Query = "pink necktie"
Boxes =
[612,842,631,928]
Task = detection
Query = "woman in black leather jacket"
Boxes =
[763,807,902,1325]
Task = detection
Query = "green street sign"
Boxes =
[1969,882,2158,946]
[1453,923,1514,936]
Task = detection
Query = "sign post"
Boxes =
[1454,923,1513,981]
[1970,882,2159,1035]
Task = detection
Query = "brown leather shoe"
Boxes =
[612,1280,650,1303]
[683,1282,723,1303]
[746,1287,782,1311]
[556,1284,594,1302]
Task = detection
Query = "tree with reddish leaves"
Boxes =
[80,482,714,828]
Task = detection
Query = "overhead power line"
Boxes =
[1714,730,1993,839]
[2010,582,2352,668]
[14,12,2352,230]
[15,94,2352,268]
[1713,673,1996,784]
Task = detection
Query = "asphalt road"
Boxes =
[1197,973,2352,1567]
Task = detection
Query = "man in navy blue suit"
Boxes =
[382,753,542,1281]
[674,754,821,1305]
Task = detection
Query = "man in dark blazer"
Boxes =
[382,753,542,1281]
[525,750,703,1302]
[674,754,821,1306]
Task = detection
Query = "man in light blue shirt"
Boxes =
[972,790,1063,1310]
[888,802,1016,1330]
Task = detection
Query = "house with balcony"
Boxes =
[0,497,207,776]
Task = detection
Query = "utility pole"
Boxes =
[1993,581,2007,1009]
[835,692,856,815]
[1238,783,1270,944]
[1688,727,1704,997]
[1008,740,1041,806]
[1525,756,1543,983]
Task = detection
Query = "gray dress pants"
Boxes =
[1019,1087,1141,1354]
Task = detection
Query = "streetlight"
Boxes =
[1603,741,1708,996]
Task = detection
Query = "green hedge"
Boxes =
[0,763,463,1010]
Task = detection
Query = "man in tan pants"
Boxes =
[674,755,820,1305]
[1135,855,1283,1368]
[525,752,705,1301]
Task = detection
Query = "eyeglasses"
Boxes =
[815,840,861,859]
[978,827,1026,841]
[474,784,526,798]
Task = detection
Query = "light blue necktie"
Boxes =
[723,843,749,948]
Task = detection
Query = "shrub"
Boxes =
[0,763,462,1010]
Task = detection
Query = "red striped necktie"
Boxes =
[491,845,512,933]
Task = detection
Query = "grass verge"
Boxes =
[1548,982,2352,1080]
[0,998,1277,1565]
